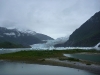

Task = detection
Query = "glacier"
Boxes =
[30,37,69,49]
[94,42,100,50]
[0,34,100,51]
[30,37,100,50]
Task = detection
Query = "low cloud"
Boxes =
[0,0,100,39]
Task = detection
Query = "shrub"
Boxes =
[59,57,80,61]
[59,57,68,61]
[67,57,80,61]
[86,63,91,65]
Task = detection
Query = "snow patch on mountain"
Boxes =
[4,32,16,36]
[18,29,37,35]
[17,32,21,37]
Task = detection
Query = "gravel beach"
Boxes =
[44,58,100,75]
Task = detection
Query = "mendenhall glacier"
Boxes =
[30,37,69,49]
[30,36,100,50]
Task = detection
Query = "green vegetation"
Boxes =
[0,49,99,62]
[0,42,25,48]
[86,63,91,65]
[59,57,68,60]
[0,50,62,61]
[67,57,80,61]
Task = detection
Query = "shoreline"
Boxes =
[0,50,100,75]
[43,58,100,75]
[1,58,100,75]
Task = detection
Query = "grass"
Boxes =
[0,50,63,61]
[0,49,99,62]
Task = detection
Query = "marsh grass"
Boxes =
[0,50,62,61]
[0,49,99,62]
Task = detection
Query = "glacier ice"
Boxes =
[31,37,100,50]
[94,42,100,50]
[30,37,69,49]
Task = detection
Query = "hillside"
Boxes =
[0,42,25,48]
[55,11,100,47]
[0,27,53,47]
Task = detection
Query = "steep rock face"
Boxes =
[0,27,53,47]
[56,11,100,47]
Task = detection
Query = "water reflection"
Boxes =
[64,54,100,62]
[0,60,97,75]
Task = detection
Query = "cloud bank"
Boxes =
[0,0,100,39]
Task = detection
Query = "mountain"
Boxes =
[55,11,100,47]
[34,33,54,41]
[18,29,54,42]
[0,27,53,47]
[0,42,25,48]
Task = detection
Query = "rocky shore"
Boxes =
[42,58,100,75]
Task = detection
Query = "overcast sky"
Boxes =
[0,0,100,39]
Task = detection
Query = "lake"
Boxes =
[64,54,100,62]
[0,60,97,75]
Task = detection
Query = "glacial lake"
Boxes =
[0,60,97,75]
[64,54,100,62]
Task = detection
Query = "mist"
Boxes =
[0,0,100,39]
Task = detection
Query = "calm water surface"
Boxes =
[64,54,100,62]
[0,60,97,75]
